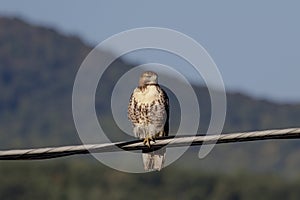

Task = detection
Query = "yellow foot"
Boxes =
[143,135,156,148]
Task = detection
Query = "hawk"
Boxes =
[128,71,169,171]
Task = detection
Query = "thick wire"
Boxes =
[1,128,300,160]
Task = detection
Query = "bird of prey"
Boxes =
[128,71,169,171]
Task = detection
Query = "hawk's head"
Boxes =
[139,71,158,87]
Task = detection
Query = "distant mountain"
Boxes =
[1,17,300,176]
[0,17,133,147]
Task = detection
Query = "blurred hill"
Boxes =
[0,16,133,147]
[1,16,300,199]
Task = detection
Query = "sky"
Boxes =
[0,0,299,103]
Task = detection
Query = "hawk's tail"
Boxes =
[142,148,166,171]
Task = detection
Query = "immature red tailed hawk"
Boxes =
[128,71,169,171]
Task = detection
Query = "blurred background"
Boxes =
[0,1,300,199]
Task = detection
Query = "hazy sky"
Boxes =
[0,1,299,102]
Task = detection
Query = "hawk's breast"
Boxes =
[128,85,167,127]
[132,85,161,104]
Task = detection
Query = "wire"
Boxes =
[1,127,300,160]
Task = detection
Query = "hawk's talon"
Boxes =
[152,137,156,143]
[143,135,156,148]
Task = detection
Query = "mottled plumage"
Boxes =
[128,71,169,171]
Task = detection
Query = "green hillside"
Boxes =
[1,16,300,199]
[1,159,300,200]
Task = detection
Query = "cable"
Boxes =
[1,127,300,160]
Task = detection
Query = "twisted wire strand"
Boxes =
[1,127,300,160]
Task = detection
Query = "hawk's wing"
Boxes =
[159,88,169,136]
[128,88,139,125]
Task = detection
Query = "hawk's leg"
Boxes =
[143,135,155,148]
[143,131,164,148]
